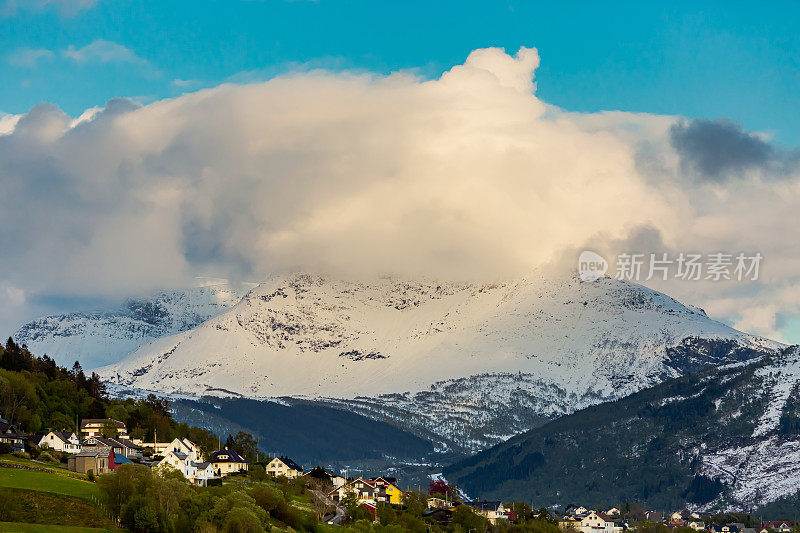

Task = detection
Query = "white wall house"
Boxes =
[578,512,615,533]
[157,450,217,486]
[163,438,203,462]
[39,431,81,453]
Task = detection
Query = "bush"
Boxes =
[121,494,168,533]
[87,469,95,482]
[0,443,11,455]
[28,443,41,459]
[248,464,266,482]
[12,451,30,459]
[223,508,264,533]
[38,451,56,463]
[251,485,281,513]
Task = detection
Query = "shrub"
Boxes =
[0,443,11,455]
[28,443,41,459]
[223,508,264,533]
[251,485,281,514]
[12,451,30,460]
[87,469,95,482]
[248,464,266,482]
[38,451,56,463]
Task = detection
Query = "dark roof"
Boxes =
[80,419,125,428]
[193,462,212,469]
[0,420,19,434]
[46,431,74,443]
[86,436,141,450]
[277,456,303,471]
[467,501,502,511]
[211,448,248,463]
[114,453,133,464]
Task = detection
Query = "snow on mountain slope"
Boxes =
[698,346,800,508]
[97,273,780,449]
[15,282,249,369]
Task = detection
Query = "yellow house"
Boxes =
[384,482,403,504]
[265,456,304,479]
[371,476,403,504]
[209,448,248,477]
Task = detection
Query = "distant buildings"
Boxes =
[80,418,127,439]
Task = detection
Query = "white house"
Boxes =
[157,450,217,486]
[326,470,346,488]
[157,450,192,472]
[606,508,620,517]
[163,438,203,462]
[578,512,615,533]
[689,522,706,531]
[572,506,589,516]
[192,462,216,486]
[467,501,510,525]
[39,431,81,453]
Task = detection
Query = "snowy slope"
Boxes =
[97,272,779,449]
[444,345,800,510]
[698,346,800,509]
[15,282,249,369]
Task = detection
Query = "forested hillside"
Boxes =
[0,338,219,455]
[444,346,800,511]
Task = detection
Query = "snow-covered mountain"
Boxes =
[97,273,780,450]
[14,282,249,369]
[443,345,800,511]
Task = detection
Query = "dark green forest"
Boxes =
[1,338,225,457]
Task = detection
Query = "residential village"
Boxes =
[3,415,799,531]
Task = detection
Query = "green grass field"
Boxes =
[0,467,98,500]
[0,523,112,532]
[0,488,113,530]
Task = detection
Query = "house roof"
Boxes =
[76,445,113,457]
[88,436,141,450]
[45,430,75,443]
[467,501,502,511]
[193,462,212,469]
[114,453,133,464]
[80,419,125,428]
[0,420,19,434]
[210,448,248,463]
[369,476,398,486]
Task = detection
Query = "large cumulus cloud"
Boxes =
[1,46,799,341]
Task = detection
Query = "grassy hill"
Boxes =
[0,464,98,500]
[0,459,113,530]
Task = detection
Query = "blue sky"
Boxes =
[2,1,800,143]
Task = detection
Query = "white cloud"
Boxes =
[7,48,55,68]
[0,46,798,341]
[62,39,147,65]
